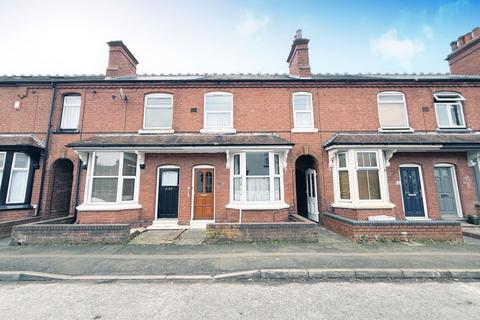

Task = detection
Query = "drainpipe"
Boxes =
[73,158,81,222]
[35,83,56,216]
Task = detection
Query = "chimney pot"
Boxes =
[295,29,303,40]
[106,40,138,78]
[457,36,465,46]
[450,41,458,50]
[472,27,480,38]
[464,32,473,43]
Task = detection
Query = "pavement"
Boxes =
[462,222,480,239]
[1,281,480,320]
[1,227,480,281]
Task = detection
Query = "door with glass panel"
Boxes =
[400,167,425,217]
[157,169,179,219]
[193,169,214,220]
[306,168,319,222]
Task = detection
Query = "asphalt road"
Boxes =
[0,281,479,319]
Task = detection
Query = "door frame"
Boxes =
[434,163,463,218]
[399,164,429,219]
[305,168,319,222]
[190,165,216,222]
[155,165,180,220]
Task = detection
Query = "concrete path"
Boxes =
[1,282,479,319]
[463,223,480,239]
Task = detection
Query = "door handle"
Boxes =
[408,193,417,197]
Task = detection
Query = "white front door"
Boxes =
[306,168,319,222]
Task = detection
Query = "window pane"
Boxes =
[339,171,350,199]
[246,152,269,176]
[435,104,449,127]
[293,94,311,111]
[61,105,80,129]
[205,112,231,128]
[7,171,28,203]
[94,153,120,176]
[14,153,29,169]
[378,94,404,103]
[0,153,4,168]
[338,153,347,168]
[146,96,172,107]
[205,172,213,193]
[450,105,464,126]
[274,154,280,175]
[247,177,270,201]
[205,95,232,112]
[144,107,173,128]
[233,154,240,175]
[357,152,376,168]
[274,177,281,201]
[295,112,313,128]
[91,178,118,202]
[162,171,178,187]
[64,96,81,106]
[357,170,381,200]
[122,179,135,201]
[123,153,137,176]
[378,102,407,128]
[0,169,3,187]
[233,177,241,201]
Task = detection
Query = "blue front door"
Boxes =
[400,167,425,217]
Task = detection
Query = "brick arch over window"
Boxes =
[48,158,74,217]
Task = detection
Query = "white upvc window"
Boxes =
[434,92,466,129]
[202,92,234,133]
[230,151,284,205]
[0,152,5,187]
[292,92,316,132]
[60,95,81,129]
[143,93,173,130]
[332,149,391,208]
[377,92,410,130]
[87,152,138,203]
[6,152,30,204]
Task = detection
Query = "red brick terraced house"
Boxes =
[1,28,480,241]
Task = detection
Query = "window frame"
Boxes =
[355,151,382,201]
[336,152,351,201]
[142,93,174,130]
[59,94,81,130]
[229,151,285,205]
[86,151,140,204]
[292,92,315,131]
[202,91,234,133]
[376,91,410,130]
[0,152,5,188]
[433,92,466,129]
[5,152,31,204]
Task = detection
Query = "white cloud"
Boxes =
[370,29,424,67]
[236,13,270,36]
[422,25,434,39]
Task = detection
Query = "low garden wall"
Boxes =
[322,212,463,242]
[0,216,41,238]
[11,216,131,245]
[205,214,318,242]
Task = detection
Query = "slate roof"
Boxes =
[324,132,480,148]
[1,73,480,84]
[0,135,45,148]
[67,133,293,148]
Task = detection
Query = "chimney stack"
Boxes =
[446,27,480,75]
[286,29,311,78]
[106,41,138,78]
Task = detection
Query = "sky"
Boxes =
[0,0,479,75]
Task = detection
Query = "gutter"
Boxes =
[35,83,56,216]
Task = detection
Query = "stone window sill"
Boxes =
[226,202,290,210]
[331,202,395,210]
[291,128,319,133]
[76,203,142,212]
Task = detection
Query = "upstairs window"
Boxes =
[434,92,466,129]
[377,92,409,129]
[60,95,81,130]
[203,92,233,131]
[143,93,173,129]
[292,92,314,130]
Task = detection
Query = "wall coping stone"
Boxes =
[322,212,461,227]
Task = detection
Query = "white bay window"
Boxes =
[229,151,287,209]
[332,149,392,208]
[6,152,30,204]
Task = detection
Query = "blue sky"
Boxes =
[0,0,478,75]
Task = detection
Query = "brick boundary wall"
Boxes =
[205,214,318,242]
[0,216,41,238]
[11,216,130,245]
[321,212,463,243]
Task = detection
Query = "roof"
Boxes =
[1,73,480,84]
[67,133,293,149]
[0,135,45,149]
[324,132,480,148]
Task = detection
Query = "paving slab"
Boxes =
[174,229,206,245]
[129,229,185,245]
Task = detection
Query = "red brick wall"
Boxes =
[448,40,480,75]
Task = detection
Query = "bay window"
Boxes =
[377,92,409,130]
[434,92,466,129]
[88,152,138,203]
[230,151,285,205]
[0,152,4,187]
[202,92,234,133]
[0,151,33,207]
[333,149,391,208]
